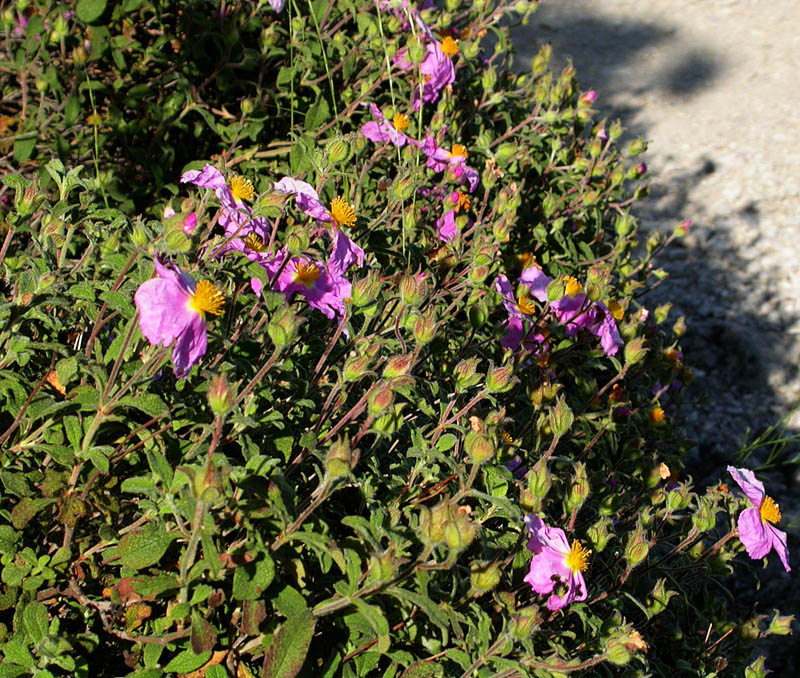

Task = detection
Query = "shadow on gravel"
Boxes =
[513,2,800,669]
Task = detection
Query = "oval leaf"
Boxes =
[118,526,176,570]
[262,609,316,678]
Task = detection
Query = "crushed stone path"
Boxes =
[513,0,800,666]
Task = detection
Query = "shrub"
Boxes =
[0,1,793,677]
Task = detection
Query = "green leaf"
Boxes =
[11,497,56,530]
[121,476,157,493]
[22,601,49,645]
[352,599,391,653]
[191,611,217,654]
[75,0,107,23]
[56,356,78,387]
[163,648,211,673]
[232,552,275,600]
[0,664,30,678]
[13,137,37,163]
[117,394,168,418]
[2,640,34,669]
[64,95,80,126]
[436,434,458,452]
[0,526,19,553]
[305,98,330,131]
[399,662,443,678]
[262,609,316,678]
[117,526,176,570]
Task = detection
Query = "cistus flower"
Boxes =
[273,177,365,271]
[361,103,412,147]
[418,137,480,193]
[134,255,224,378]
[181,165,270,252]
[503,266,623,356]
[524,515,590,610]
[494,274,549,353]
[727,466,791,572]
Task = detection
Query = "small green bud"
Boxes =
[367,380,395,416]
[624,521,649,567]
[673,315,687,337]
[469,299,489,329]
[486,363,515,393]
[343,354,370,382]
[627,137,647,156]
[399,274,425,306]
[368,551,396,583]
[192,460,221,502]
[413,311,436,345]
[164,227,191,253]
[444,511,477,553]
[470,561,501,593]
[587,516,612,553]
[615,213,635,237]
[207,373,235,417]
[532,43,551,76]
[548,396,574,437]
[528,459,551,500]
[241,98,255,115]
[691,497,717,532]
[383,353,413,378]
[606,640,631,666]
[421,501,450,545]
[564,462,589,514]
[454,357,481,391]
[647,578,676,616]
[624,336,648,366]
[465,430,495,464]
[351,271,381,307]
[326,436,352,479]
[511,606,541,639]
[327,139,350,165]
[744,656,769,678]
[268,306,300,348]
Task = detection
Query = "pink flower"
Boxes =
[418,137,480,193]
[269,0,285,11]
[494,274,549,353]
[524,515,590,611]
[134,255,224,378]
[361,103,412,147]
[394,40,455,110]
[727,466,790,572]
[436,210,457,242]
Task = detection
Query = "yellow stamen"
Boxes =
[517,294,538,316]
[760,495,782,524]
[242,233,267,253]
[455,191,471,212]
[189,280,225,317]
[392,113,410,132]
[650,407,665,425]
[607,299,624,321]
[293,261,321,288]
[563,276,583,297]
[501,431,514,445]
[441,36,459,57]
[230,175,255,202]
[450,144,468,159]
[565,541,591,574]
[329,196,357,228]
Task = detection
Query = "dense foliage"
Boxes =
[0,1,793,677]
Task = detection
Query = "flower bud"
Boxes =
[767,611,794,636]
[564,461,589,514]
[399,274,425,306]
[192,460,221,502]
[444,511,478,553]
[465,430,495,464]
[510,606,541,639]
[368,551,396,583]
[327,139,350,165]
[744,656,769,678]
[454,357,481,391]
[392,174,416,201]
[383,353,413,378]
[326,436,352,479]
[469,299,489,329]
[548,396,574,437]
[182,212,198,235]
[486,363,515,393]
[131,222,149,247]
[587,516,612,553]
[268,306,300,348]
[470,561,501,593]
[691,497,717,532]
[343,354,370,382]
[367,380,395,416]
[674,219,691,237]
[413,311,436,345]
[624,521,649,567]
[647,578,676,616]
[627,137,647,156]
[207,373,235,417]
[528,459,551,500]
[615,213,634,237]
[624,336,648,366]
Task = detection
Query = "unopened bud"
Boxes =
[392,174,415,201]
[647,578,676,616]
[413,311,436,345]
[327,139,350,165]
[343,354,370,382]
[627,137,647,156]
[606,640,632,666]
[624,521,649,567]
[268,306,300,348]
[399,274,425,306]
[367,380,394,416]
[207,373,235,416]
[326,436,352,479]
[454,357,481,391]
[486,363,515,393]
[368,551,396,583]
[578,90,596,108]
[673,315,687,337]
[511,606,541,639]
[691,497,717,532]
[767,611,794,636]
[444,511,477,553]
[192,460,221,502]
[465,430,495,464]
[384,353,413,378]
[470,561,501,592]
[674,219,691,237]
[528,459,551,500]
[548,396,574,437]
[564,462,590,514]
[587,516,612,553]
[624,336,648,366]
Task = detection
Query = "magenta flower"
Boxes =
[515,266,623,356]
[727,466,790,572]
[361,104,412,147]
[418,137,480,193]
[181,165,270,248]
[524,515,590,611]
[134,255,225,378]
[494,274,549,353]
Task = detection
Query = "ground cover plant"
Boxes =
[0,0,794,676]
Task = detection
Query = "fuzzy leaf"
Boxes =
[117,526,176,570]
[262,609,316,678]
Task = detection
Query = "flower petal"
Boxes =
[135,278,194,348]
[524,546,567,596]
[171,313,208,378]
[737,507,771,560]
[727,465,766,508]
[766,523,791,572]
[525,514,571,555]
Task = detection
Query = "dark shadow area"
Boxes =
[513,1,799,669]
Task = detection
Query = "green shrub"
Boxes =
[0,1,792,677]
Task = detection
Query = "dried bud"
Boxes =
[766,611,794,636]
[367,380,395,416]
[326,436,352,479]
[267,306,299,348]
[383,353,413,378]
[624,336,648,366]
[486,363,515,393]
[465,430,495,464]
[207,373,235,417]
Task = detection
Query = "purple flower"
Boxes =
[517,266,623,356]
[416,41,456,109]
[361,103,411,147]
[134,255,224,378]
[524,515,589,610]
[494,274,549,353]
[727,466,790,572]
[269,0,285,11]
[418,138,480,193]
[436,209,457,242]
[181,165,270,249]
